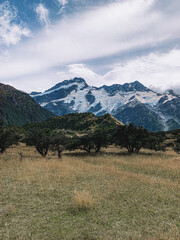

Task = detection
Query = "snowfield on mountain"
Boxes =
[31,78,180,131]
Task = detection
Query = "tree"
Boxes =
[78,134,95,153]
[0,118,19,154]
[145,132,166,152]
[66,128,110,153]
[114,123,148,153]
[66,134,94,153]
[50,132,68,158]
[25,129,51,157]
[173,135,180,154]
[114,123,165,153]
[91,128,110,152]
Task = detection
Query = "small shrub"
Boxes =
[72,190,93,211]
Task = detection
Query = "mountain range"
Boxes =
[0,83,54,126]
[31,78,180,132]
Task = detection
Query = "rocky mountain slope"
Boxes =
[31,78,180,131]
[0,83,54,126]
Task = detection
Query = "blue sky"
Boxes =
[0,0,180,93]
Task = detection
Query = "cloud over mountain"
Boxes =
[0,0,180,93]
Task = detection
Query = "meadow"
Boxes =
[0,144,180,240]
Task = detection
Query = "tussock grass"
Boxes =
[72,190,94,211]
[0,144,180,240]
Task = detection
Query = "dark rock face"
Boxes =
[114,104,164,132]
[85,90,96,104]
[160,98,180,119]
[89,102,102,113]
[44,101,76,116]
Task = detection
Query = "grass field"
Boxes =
[0,144,180,240]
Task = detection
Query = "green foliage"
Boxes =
[66,135,80,152]
[173,135,180,153]
[24,115,167,155]
[66,128,111,153]
[24,113,119,154]
[114,123,166,153]
[0,118,19,154]
[50,132,69,158]
[90,128,111,152]
[24,113,122,133]
[146,132,166,152]
[78,134,96,153]
[25,129,51,157]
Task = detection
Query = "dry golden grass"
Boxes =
[72,190,94,211]
[0,143,180,240]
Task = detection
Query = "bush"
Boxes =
[114,123,166,153]
[25,128,51,157]
[66,128,110,153]
[50,132,69,158]
[0,118,19,154]
[173,136,180,153]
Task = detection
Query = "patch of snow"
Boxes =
[31,82,86,97]
[163,95,176,104]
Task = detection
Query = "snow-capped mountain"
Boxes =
[31,78,180,131]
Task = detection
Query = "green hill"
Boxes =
[24,112,124,132]
[0,83,54,126]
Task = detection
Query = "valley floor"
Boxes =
[0,145,180,240]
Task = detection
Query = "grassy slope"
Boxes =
[0,146,180,240]
[0,83,54,126]
[24,113,124,132]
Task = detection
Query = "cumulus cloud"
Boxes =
[0,1,30,46]
[1,0,180,93]
[104,50,180,94]
[57,64,104,86]
[56,50,180,94]
[35,3,50,28]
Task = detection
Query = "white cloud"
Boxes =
[57,64,104,86]
[1,0,180,93]
[0,1,30,46]
[35,3,50,28]
[103,49,180,94]
[56,0,68,13]
[57,0,68,6]
[55,50,180,94]
[5,50,180,94]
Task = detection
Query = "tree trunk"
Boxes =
[95,146,101,153]
[58,149,62,158]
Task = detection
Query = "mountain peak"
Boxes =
[73,77,87,83]
[100,80,150,95]
[123,81,150,92]
[165,89,176,96]
[44,77,88,94]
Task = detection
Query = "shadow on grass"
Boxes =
[72,235,98,240]
[72,236,98,240]
[67,206,92,216]
[64,150,166,158]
